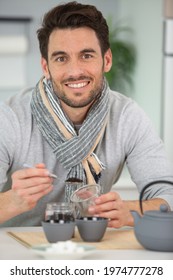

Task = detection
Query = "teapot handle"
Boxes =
[139,180,173,214]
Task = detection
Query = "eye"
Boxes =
[55,56,67,62]
[82,53,93,59]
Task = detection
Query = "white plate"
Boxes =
[31,243,96,260]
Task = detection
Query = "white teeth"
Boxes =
[67,82,88,88]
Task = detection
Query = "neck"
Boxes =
[60,102,92,125]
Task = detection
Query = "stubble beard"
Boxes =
[49,75,104,109]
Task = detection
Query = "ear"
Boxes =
[41,57,50,79]
[103,48,112,73]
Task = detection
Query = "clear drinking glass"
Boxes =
[64,179,84,203]
[70,184,101,217]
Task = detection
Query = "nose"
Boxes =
[66,58,85,77]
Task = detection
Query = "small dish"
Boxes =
[31,241,96,259]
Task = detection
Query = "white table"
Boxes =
[0,226,173,260]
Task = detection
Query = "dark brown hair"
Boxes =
[37,1,110,60]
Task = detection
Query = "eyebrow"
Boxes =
[50,48,97,60]
[51,51,66,60]
[80,48,96,54]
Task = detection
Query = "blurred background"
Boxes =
[0,0,173,199]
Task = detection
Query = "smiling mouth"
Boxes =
[66,81,90,89]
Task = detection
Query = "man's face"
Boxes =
[42,27,112,109]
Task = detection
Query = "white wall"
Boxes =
[113,0,164,198]
[116,0,163,135]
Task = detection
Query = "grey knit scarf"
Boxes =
[30,77,110,184]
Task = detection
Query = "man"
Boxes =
[0,1,173,227]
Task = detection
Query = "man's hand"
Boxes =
[88,191,134,228]
[0,163,54,222]
[88,191,168,229]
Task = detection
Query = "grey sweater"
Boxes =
[0,88,173,226]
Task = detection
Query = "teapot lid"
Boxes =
[144,204,173,219]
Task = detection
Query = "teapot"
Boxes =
[131,180,173,252]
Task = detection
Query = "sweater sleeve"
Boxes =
[122,101,173,209]
[0,103,20,188]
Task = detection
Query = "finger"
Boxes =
[89,199,121,215]
[31,185,53,201]
[34,163,46,169]
[26,176,53,188]
[23,185,53,209]
[12,176,53,190]
[16,183,54,196]
[108,218,123,228]
[95,191,120,205]
[12,167,50,180]
[100,209,121,219]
